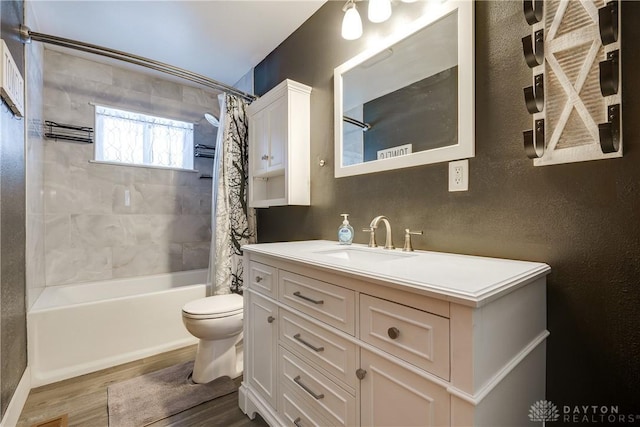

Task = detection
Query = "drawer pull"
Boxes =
[356,368,367,380]
[293,417,303,427]
[293,333,324,352]
[293,375,324,400]
[387,327,400,340]
[267,316,275,323]
[293,291,324,305]
[255,275,264,283]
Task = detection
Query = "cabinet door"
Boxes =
[247,292,278,407]
[251,109,270,176]
[266,96,286,172]
[360,349,450,427]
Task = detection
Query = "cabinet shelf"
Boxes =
[252,167,285,180]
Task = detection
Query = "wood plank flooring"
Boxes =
[18,346,269,427]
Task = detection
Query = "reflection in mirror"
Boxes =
[343,12,457,165]
[334,1,474,177]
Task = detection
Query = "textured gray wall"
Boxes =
[254,0,640,416]
[0,0,26,418]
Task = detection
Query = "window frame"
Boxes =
[92,104,196,172]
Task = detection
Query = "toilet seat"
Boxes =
[182,293,243,320]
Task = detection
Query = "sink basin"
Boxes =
[314,247,417,263]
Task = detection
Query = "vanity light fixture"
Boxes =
[368,0,392,23]
[341,0,393,40]
[342,0,363,40]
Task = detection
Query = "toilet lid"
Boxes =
[182,293,243,317]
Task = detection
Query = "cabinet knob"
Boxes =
[255,275,263,283]
[267,316,275,323]
[261,154,269,160]
[356,368,367,380]
[388,327,400,340]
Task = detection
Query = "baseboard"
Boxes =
[1,366,31,427]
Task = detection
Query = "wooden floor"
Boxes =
[18,346,269,427]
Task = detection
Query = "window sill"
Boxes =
[89,160,199,173]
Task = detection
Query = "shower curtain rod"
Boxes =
[19,25,257,102]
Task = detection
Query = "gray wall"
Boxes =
[254,0,640,417]
[43,50,219,286]
[0,0,26,417]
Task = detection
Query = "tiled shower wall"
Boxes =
[25,6,45,308]
[43,50,219,286]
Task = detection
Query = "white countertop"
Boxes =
[243,240,550,307]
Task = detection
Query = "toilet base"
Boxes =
[192,333,243,384]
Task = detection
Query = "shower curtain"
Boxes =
[208,93,256,295]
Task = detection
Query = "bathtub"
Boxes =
[28,269,207,387]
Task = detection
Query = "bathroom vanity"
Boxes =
[239,240,550,426]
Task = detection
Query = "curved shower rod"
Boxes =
[19,25,257,102]
[343,115,371,131]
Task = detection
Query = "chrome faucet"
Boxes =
[363,215,394,249]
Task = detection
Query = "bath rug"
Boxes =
[107,361,236,426]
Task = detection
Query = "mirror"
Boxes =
[334,1,474,177]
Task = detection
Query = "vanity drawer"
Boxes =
[279,382,332,427]
[280,347,357,427]
[360,294,450,380]
[279,309,357,393]
[249,261,277,298]
[279,271,355,335]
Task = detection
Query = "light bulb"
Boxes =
[368,0,391,23]
[342,3,363,40]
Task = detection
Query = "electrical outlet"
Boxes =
[448,159,469,192]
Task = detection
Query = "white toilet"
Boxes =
[181,293,244,384]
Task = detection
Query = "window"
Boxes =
[94,105,194,170]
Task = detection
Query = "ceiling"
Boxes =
[27,1,326,92]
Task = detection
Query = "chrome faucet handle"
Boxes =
[403,229,423,252]
[362,227,377,247]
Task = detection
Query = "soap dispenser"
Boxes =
[338,213,354,245]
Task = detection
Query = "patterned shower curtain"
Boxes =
[209,94,256,295]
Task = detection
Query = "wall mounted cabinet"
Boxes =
[248,79,311,208]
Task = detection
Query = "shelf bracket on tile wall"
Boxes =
[524,119,545,159]
[598,104,620,154]
[524,74,544,114]
[520,0,622,165]
[44,121,93,143]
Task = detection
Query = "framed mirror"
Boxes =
[334,1,474,178]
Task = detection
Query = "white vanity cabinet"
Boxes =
[240,241,550,427]
[247,79,311,208]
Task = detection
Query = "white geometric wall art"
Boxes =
[521,0,622,166]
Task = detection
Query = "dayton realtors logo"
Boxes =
[529,400,640,424]
[529,400,560,425]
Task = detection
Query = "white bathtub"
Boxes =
[28,269,207,387]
